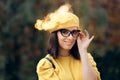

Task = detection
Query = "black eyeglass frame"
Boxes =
[58,29,80,38]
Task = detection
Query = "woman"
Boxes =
[35,4,101,80]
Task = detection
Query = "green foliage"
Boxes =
[0,0,119,80]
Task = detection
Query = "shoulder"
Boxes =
[87,53,94,59]
[36,54,54,72]
[87,53,97,66]
[37,54,53,67]
[36,54,60,80]
[87,53,101,80]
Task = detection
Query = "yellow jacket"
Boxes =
[36,53,101,80]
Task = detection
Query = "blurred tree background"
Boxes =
[0,0,120,80]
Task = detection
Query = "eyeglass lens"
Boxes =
[59,29,80,38]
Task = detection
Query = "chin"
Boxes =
[64,45,73,50]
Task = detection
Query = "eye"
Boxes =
[72,30,80,34]
[60,29,70,34]
[72,30,80,37]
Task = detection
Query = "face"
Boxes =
[57,27,80,50]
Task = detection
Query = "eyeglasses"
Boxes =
[59,29,80,38]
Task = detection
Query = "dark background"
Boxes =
[0,0,120,80]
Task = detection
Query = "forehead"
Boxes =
[63,26,78,30]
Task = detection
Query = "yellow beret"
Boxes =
[35,4,81,33]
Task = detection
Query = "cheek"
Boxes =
[57,35,65,46]
[57,33,66,48]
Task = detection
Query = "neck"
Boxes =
[59,48,70,57]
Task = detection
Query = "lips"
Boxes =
[64,41,73,45]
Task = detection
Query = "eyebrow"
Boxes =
[62,29,79,31]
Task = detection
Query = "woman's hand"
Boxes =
[77,30,97,80]
[77,30,94,53]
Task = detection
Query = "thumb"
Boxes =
[89,35,94,42]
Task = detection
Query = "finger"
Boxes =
[84,29,89,38]
[79,32,85,38]
[89,35,94,42]
[79,33,84,39]
[77,36,82,44]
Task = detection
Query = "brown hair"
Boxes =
[47,31,80,59]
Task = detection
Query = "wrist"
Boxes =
[79,49,89,60]
[79,49,88,54]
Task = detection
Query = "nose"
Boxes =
[67,34,74,39]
